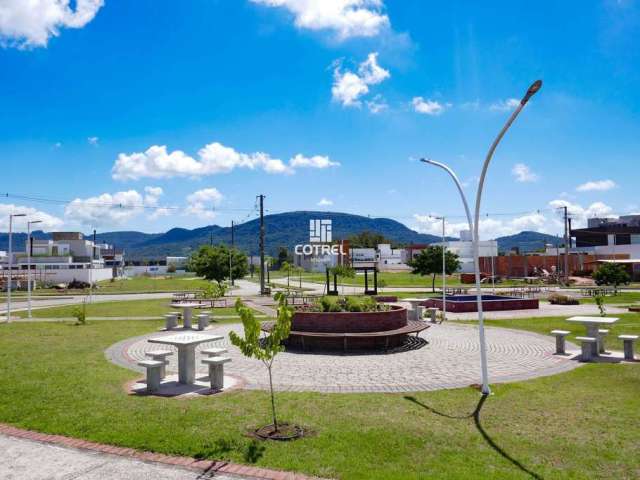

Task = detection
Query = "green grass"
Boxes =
[579,292,640,305]
[470,313,640,352]
[275,271,530,289]
[0,320,639,478]
[16,298,251,320]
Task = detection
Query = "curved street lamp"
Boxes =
[421,80,542,395]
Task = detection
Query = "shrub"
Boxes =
[548,293,579,305]
[167,264,177,273]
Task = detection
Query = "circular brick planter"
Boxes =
[262,306,429,352]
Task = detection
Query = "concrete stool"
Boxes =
[597,329,609,354]
[196,313,210,331]
[416,306,425,320]
[145,350,172,378]
[201,347,227,357]
[576,337,597,362]
[550,330,570,355]
[164,313,178,330]
[202,357,231,391]
[137,360,164,392]
[426,307,439,323]
[619,335,639,360]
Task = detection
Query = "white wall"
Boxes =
[125,265,169,277]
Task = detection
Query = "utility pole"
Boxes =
[229,220,235,286]
[258,195,266,295]
[563,206,570,285]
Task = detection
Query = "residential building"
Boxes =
[571,215,640,259]
[0,232,123,286]
[431,230,498,274]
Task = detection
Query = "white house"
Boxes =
[1,232,120,286]
[432,230,498,273]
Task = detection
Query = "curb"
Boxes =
[0,423,326,480]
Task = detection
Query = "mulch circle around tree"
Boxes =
[253,423,304,441]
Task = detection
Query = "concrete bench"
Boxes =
[196,313,210,331]
[164,313,178,330]
[201,357,231,391]
[598,329,609,354]
[550,330,570,355]
[201,347,227,357]
[137,360,164,392]
[576,336,597,362]
[619,335,639,361]
[425,307,439,323]
[145,350,172,378]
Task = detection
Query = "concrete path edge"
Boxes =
[0,423,325,480]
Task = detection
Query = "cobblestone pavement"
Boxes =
[107,323,581,393]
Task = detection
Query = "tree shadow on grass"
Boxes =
[404,394,543,480]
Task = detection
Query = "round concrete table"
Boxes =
[404,298,428,321]
[170,303,201,329]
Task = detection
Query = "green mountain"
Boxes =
[496,231,563,253]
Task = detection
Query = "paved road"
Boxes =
[0,433,246,480]
[0,280,261,318]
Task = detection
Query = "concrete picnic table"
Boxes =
[566,316,619,355]
[148,333,223,384]
[404,298,428,321]
[169,302,201,329]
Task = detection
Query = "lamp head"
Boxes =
[11,213,26,218]
[29,220,42,224]
[521,79,543,105]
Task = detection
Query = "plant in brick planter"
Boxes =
[229,292,302,440]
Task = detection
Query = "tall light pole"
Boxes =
[5,213,26,323]
[421,79,542,395]
[27,220,42,319]
[432,215,447,321]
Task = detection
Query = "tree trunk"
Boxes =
[267,365,278,431]
[432,273,436,293]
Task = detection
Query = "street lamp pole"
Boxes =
[432,215,447,321]
[6,213,26,323]
[27,220,42,319]
[422,79,542,396]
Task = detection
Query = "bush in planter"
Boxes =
[548,293,579,305]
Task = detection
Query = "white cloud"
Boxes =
[413,211,555,240]
[64,190,146,227]
[185,188,224,220]
[143,186,163,205]
[332,52,389,107]
[112,142,339,180]
[87,136,99,146]
[250,0,390,40]
[576,179,617,192]
[0,0,103,48]
[290,154,340,169]
[317,197,333,206]
[511,163,539,183]
[412,97,448,116]
[489,98,520,112]
[0,204,64,232]
[112,142,299,180]
[366,94,388,113]
[548,199,614,227]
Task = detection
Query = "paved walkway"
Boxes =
[0,433,242,480]
[0,424,319,480]
[107,323,581,393]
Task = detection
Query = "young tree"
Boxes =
[409,246,461,292]
[187,244,248,284]
[593,263,630,291]
[280,261,293,288]
[229,293,293,432]
[274,246,291,270]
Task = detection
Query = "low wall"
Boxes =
[291,306,407,333]
[424,297,538,313]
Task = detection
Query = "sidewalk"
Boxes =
[0,424,320,480]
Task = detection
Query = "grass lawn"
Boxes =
[579,291,640,305]
[472,313,640,352]
[273,271,530,289]
[0,320,639,478]
[16,298,252,320]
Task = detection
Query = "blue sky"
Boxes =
[1,0,639,238]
